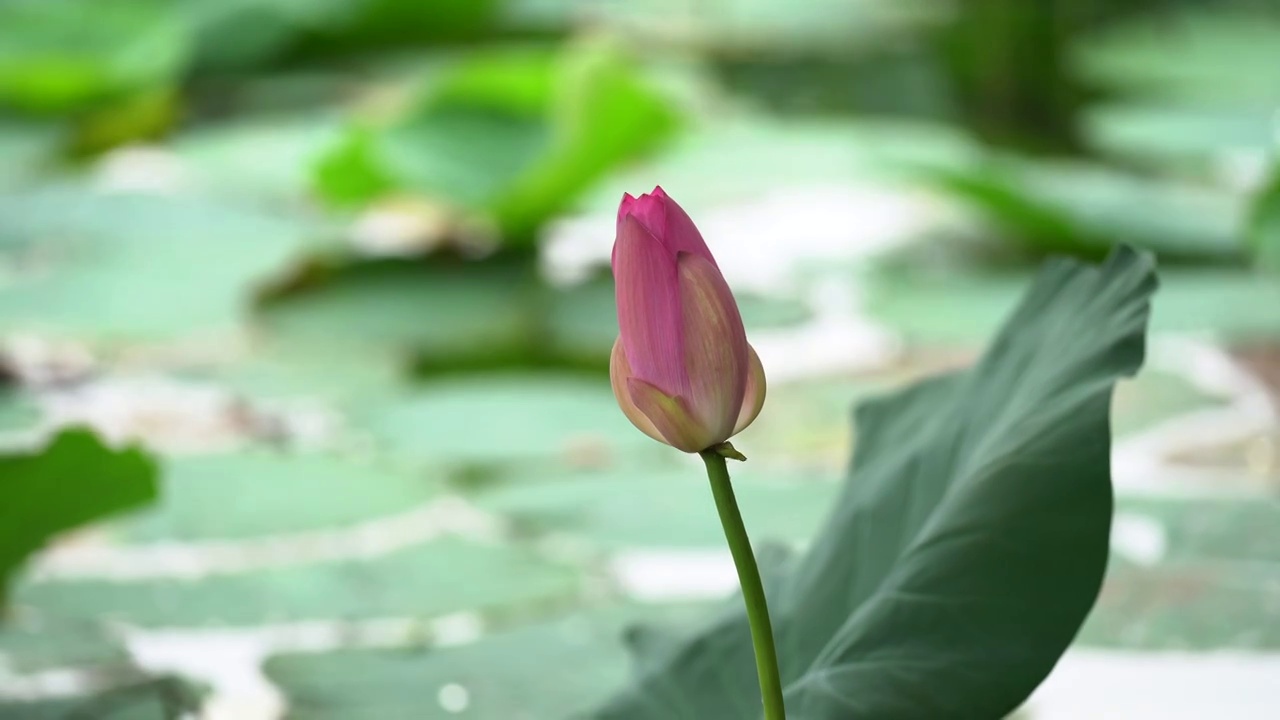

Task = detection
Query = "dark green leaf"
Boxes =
[287,0,500,56]
[13,537,577,627]
[0,429,158,593]
[594,247,1157,719]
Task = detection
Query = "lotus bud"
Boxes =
[609,187,766,453]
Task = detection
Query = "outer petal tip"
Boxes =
[621,190,667,238]
[617,193,637,226]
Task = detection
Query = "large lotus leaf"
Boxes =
[592,247,1156,719]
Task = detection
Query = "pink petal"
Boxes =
[732,343,767,435]
[609,336,668,445]
[613,193,637,269]
[654,187,718,269]
[619,189,667,239]
[617,192,637,226]
[677,251,748,442]
[626,377,714,452]
[612,215,689,397]
[617,187,718,270]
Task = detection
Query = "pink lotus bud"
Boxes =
[609,187,766,453]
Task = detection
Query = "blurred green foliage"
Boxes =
[1251,168,1280,272]
[313,40,680,242]
[0,0,188,115]
[0,0,1277,716]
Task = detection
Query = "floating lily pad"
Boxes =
[1083,558,1280,651]
[121,452,444,542]
[12,537,578,627]
[266,609,641,720]
[0,613,129,672]
[474,465,838,550]
[0,187,316,340]
[1076,9,1280,105]
[0,676,201,720]
[919,159,1246,262]
[355,374,655,468]
[1115,497,1280,565]
[257,257,536,366]
[867,263,1280,343]
[0,121,59,189]
[0,388,40,434]
[172,114,345,203]
[199,339,406,412]
[1084,103,1277,171]
[1074,496,1280,650]
[577,117,975,214]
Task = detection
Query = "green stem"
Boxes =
[700,448,787,720]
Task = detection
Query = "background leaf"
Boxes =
[312,40,680,242]
[0,429,158,596]
[1250,169,1280,272]
[919,158,1245,263]
[0,0,189,115]
[0,187,316,339]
